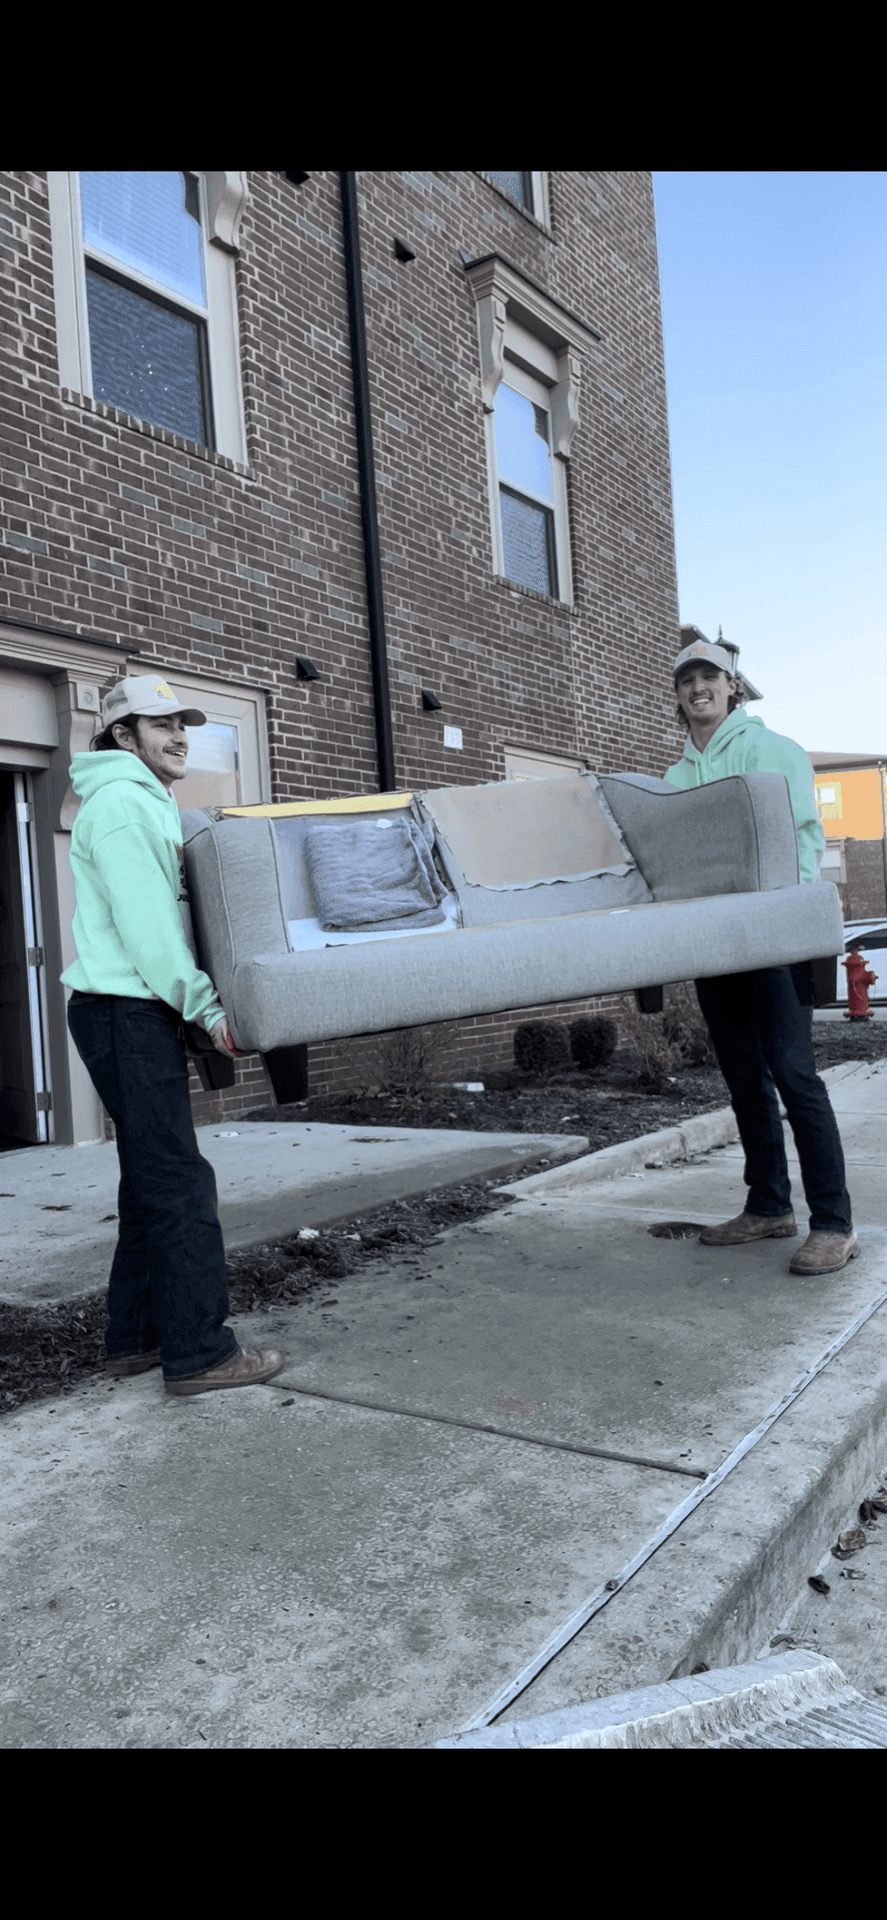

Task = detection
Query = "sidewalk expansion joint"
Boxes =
[269,1382,710,1479]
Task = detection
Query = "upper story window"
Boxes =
[815,781,842,820]
[494,376,559,598]
[464,254,601,607]
[79,172,214,447]
[482,173,550,223]
[47,171,248,464]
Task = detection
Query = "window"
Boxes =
[465,254,600,607]
[482,173,549,223]
[504,746,585,781]
[494,375,559,597]
[815,781,842,820]
[819,842,845,884]
[47,171,248,464]
[115,665,270,813]
[79,172,214,446]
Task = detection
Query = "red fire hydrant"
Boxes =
[842,950,878,1019]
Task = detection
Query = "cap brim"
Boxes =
[126,705,208,725]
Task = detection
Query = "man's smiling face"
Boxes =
[114,713,190,789]
[675,662,736,741]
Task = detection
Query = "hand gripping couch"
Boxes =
[179,770,843,1091]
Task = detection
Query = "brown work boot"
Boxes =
[698,1210,797,1246]
[106,1347,162,1377]
[789,1231,859,1276]
[165,1345,284,1397]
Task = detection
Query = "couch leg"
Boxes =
[191,1050,237,1092]
[261,1045,309,1104]
[809,955,838,1008]
[634,986,664,1014]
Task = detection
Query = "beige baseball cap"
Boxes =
[101,674,207,728]
[673,632,763,704]
[673,637,737,677]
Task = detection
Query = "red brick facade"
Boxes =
[0,171,682,1138]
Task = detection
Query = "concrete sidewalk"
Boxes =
[1,1060,886,1748]
[0,1119,590,1309]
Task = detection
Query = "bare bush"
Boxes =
[621,981,715,1090]
[360,1022,452,1094]
[662,981,717,1069]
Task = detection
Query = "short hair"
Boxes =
[91,713,142,752]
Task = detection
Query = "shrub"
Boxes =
[620,981,716,1090]
[569,1015,618,1070]
[513,1021,570,1077]
[661,981,717,1069]
[361,1022,451,1093]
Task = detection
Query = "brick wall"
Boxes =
[186,989,634,1120]
[1,170,683,1129]
[843,841,887,922]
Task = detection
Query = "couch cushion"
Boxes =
[597,772,800,899]
[415,774,652,926]
[303,815,449,930]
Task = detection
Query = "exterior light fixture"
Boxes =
[421,688,442,710]
[294,656,319,680]
[394,236,416,262]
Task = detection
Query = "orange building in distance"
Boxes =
[808,753,887,921]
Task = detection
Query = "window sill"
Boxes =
[476,174,554,239]
[59,389,253,481]
[491,573,574,614]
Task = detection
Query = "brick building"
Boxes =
[1,170,682,1148]
[809,754,887,922]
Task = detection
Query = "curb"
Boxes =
[427,1650,859,1747]
[493,1061,865,1198]
[426,1229,887,1745]
[494,1106,739,1196]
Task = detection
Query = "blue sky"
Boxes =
[652,172,886,754]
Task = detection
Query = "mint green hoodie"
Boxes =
[61,752,225,1031]
[664,708,824,884]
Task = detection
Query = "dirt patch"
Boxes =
[240,1018,887,1144]
[0,1180,513,1417]
[2,1020,884,1418]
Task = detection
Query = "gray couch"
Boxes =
[180,770,843,1069]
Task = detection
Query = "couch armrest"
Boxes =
[182,815,290,1014]
[597,772,800,900]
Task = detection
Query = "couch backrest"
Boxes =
[597,772,800,899]
[414,775,652,925]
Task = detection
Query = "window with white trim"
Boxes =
[815,780,842,820]
[79,172,214,445]
[465,255,597,607]
[504,746,585,781]
[47,171,248,463]
[482,174,550,223]
[493,370,561,599]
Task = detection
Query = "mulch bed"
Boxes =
[3,1019,884,1418]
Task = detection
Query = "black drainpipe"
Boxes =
[340,172,396,794]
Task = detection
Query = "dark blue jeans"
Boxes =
[67,994,238,1380]
[695,966,852,1235]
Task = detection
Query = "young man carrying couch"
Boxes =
[666,634,857,1277]
[64,673,283,1395]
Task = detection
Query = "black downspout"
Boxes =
[340,171,396,794]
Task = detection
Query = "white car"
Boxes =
[834,920,887,1004]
